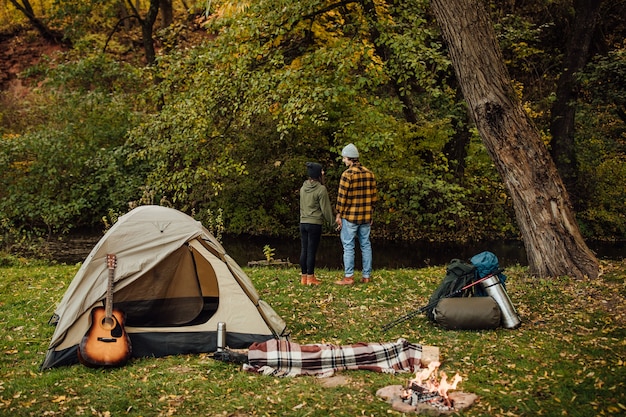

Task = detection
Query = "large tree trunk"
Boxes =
[430,0,599,279]
[549,0,603,206]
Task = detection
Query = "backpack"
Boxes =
[469,251,507,295]
[425,259,477,322]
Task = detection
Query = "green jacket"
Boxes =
[300,180,334,226]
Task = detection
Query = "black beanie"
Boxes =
[306,162,323,180]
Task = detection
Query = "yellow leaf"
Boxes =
[52,395,66,403]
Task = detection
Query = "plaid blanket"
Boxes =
[244,338,423,377]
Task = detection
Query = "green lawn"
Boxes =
[1,257,624,416]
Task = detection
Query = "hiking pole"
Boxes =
[381,268,504,332]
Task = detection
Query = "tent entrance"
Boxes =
[114,244,219,327]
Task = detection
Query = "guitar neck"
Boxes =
[105,254,116,319]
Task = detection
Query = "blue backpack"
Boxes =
[470,251,507,295]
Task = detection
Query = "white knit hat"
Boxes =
[341,143,359,158]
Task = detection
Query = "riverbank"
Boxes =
[43,233,625,268]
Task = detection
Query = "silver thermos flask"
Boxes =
[480,276,522,329]
[217,322,226,351]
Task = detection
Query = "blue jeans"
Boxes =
[340,219,372,278]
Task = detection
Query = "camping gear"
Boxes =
[425,259,477,321]
[470,251,507,295]
[381,268,502,332]
[480,275,522,329]
[217,322,226,351]
[77,254,131,367]
[41,205,290,370]
[433,297,501,330]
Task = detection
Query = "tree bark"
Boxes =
[430,0,599,279]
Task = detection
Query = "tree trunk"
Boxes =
[159,0,173,28]
[8,0,67,45]
[142,0,160,65]
[430,0,599,279]
[442,83,472,180]
[124,0,159,65]
[549,0,603,206]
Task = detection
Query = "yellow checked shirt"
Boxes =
[335,162,378,224]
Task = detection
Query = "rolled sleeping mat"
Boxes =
[433,297,501,330]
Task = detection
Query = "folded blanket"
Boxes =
[244,338,423,377]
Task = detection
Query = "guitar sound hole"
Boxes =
[101,316,116,330]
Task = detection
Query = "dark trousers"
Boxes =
[300,223,322,275]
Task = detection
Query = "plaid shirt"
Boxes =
[336,162,377,224]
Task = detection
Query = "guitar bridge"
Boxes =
[97,337,118,343]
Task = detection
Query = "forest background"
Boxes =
[1,0,625,254]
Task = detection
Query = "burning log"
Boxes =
[376,361,477,415]
[402,387,441,405]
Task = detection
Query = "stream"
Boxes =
[47,233,624,269]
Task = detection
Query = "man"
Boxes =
[335,143,378,285]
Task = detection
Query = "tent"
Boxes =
[41,205,290,369]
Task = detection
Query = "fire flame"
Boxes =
[410,361,462,399]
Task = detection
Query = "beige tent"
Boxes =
[41,205,290,369]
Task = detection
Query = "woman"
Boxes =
[299,162,334,285]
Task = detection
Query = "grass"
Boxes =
[0,255,625,416]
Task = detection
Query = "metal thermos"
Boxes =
[217,322,226,351]
[480,276,521,329]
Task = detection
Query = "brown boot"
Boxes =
[335,276,354,285]
[301,274,307,285]
[306,274,321,285]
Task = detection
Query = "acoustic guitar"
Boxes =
[78,254,132,367]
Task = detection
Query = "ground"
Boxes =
[0,17,212,93]
[0,27,66,92]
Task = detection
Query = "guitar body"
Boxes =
[78,306,132,367]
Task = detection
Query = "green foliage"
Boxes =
[1,0,625,242]
[123,0,512,240]
[49,0,122,42]
[0,55,150,237]
[262,244,276,262]
[577,42,626,117]
[577,155,626,238]
[203,208,225,242]
[572,48,626,239]
[1,261,625,416]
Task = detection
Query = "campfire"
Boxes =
[400,361,462,411]
[376,357,477,415]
